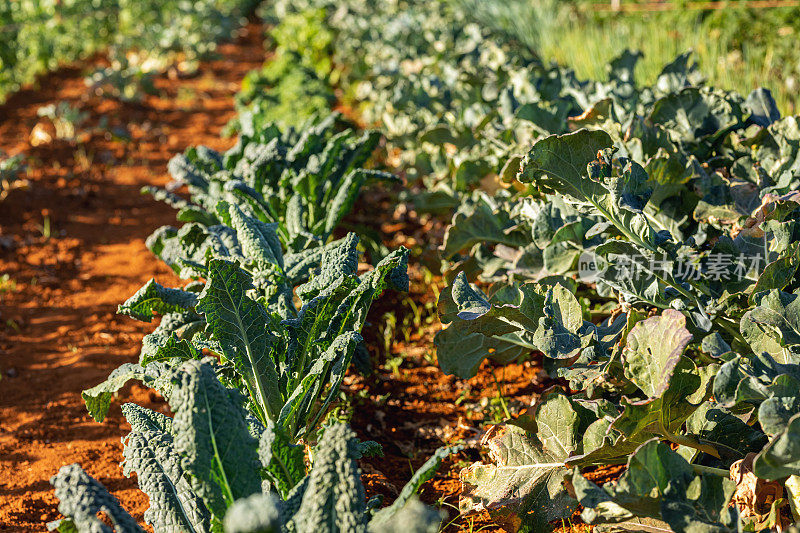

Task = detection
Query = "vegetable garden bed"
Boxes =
[2,1,800,532]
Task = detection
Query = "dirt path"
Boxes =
[0,25,265,530]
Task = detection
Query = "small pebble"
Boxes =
[6,368,17,378]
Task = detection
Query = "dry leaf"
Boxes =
[735,191,800,239]
[30,122,55,146]
[730,453,790,530]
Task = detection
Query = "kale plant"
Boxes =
[53,360,452,532]
[84,116,408,441]
[145,113,395,257]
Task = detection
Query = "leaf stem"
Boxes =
[714,315,748,347]
[660,426,721,459]
[204,391,236,507]
[691,464,730,477]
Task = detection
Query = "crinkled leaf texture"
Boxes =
[170,360,263,518]
[49,464,145,533]
[51,419,449,533]
[154,116,391,254]
[121,403,211,532]
[368,498,445,533]
[287,423,368,532]
[258,419,306,497]
[82,361,173,423]
[103,226,409,443]
[223,493,283,533]
[197,258,283,422]
[118,279,199,322]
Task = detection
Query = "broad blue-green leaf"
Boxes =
[433,326,529,379]
[517,129,613,197]
[575,440,738,531]
[700,333,731,358]
[610,358,713,456]
[751,243,800,301]
[517,130,657,251]
[441,193,529,256]
[745,88,780,127]
[753,413,800,480]
[741,289,800,364]
[516,101,570,134]
[757,373,800,436]
[530,390,582,457]
[533,283,584,361]
[435,273,584,377]
[655,51,702,92]
[622,309,692,399]
[684,402,768,464]
[713,355,772,408]
[648,87,744,145]
[435,273,540,377]
[459,420,576,532]
[575,440,693,523]
[660,474,738,533]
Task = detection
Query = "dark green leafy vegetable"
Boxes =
[54,389,452,533]
[49,464,145,533]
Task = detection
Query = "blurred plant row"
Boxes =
[0,0,258,102]
[458,0,800,115]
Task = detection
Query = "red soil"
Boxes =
[0,24,265,531]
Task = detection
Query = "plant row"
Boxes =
[46,0,800,530]
[0,0,256,102]
[258,0,800,531]
[49,78,454,533]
